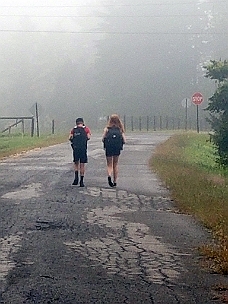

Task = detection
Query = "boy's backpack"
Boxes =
[105,127,123,149]
[72,126,87,148]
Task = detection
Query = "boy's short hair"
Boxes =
[76,117,84,124]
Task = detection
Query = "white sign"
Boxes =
[181,98,191,108]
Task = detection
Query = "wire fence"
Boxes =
[120,115,211,132]
[0,114,211,136]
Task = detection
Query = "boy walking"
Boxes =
[69,118,91,187]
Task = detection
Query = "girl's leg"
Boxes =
[106,156,114,187]
[113,155,119,185]
[106,156,113,176]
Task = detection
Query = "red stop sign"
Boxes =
[192,92,203,105]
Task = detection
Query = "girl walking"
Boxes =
[102,114,126,187]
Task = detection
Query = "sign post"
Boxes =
[181,98,190,131]
[191,92,204,133]
[29,102,43,137]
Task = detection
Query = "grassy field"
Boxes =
[0,133,67,160]
[150,132,228,275]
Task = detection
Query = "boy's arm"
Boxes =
[85,127,91,140]
[69,129,73,141]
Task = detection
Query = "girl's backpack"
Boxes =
[105,126,123,150]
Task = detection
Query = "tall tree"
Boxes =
[204,60,228,166]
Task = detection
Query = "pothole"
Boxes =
[0,233,22,281]
[1,183,42,201]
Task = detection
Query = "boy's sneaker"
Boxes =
[72,178,78,186]
[72,172,78,186]
[79,181,85,187]
[113,182,117,187]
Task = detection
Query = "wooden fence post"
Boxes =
[177,118,180,130]
[22,119,25,135]
[52,119,55,134]
[153,116,156,131]
[165,116,168,129]
[123,115,126,131]
[31,117,34,137]
[146,116,149,131]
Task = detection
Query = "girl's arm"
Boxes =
[122,132,126,144]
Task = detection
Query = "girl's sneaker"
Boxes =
[108,176,114,187]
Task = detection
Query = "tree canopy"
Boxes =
[204,60,228,166]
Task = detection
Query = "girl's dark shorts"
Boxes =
[105,147,121,157]
[73,148,88,163]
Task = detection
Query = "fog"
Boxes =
[0,0,227,131]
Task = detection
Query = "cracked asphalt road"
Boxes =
[0,132,227,304]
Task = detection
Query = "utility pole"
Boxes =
[185,98,188,131]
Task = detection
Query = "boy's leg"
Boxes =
[79,162,85,176]
[79,163,85,187]
[72,161,79,185]
[74,162,79,171]
[79,150,87,187]
[72,149,80,185]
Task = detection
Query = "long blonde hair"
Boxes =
[107,114,125,133]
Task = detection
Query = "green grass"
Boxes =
[150,132,228,274]
[179,133,228,175]
[0,133,67,159]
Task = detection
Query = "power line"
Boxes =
[0,14,225,18]
[0,29,226,34]
[0,1,226,8]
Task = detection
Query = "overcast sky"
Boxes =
[0,0,227,129]
[0,0,105,32]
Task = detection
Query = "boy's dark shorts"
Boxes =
[73,148,88,163]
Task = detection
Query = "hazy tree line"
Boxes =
[0,0,227,131]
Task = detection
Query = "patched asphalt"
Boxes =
[0,132,227,303]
